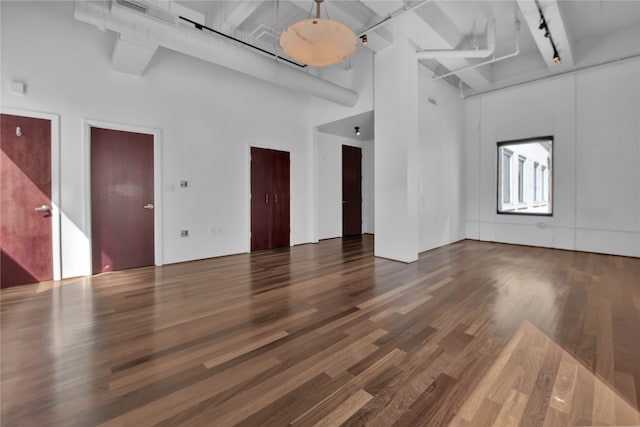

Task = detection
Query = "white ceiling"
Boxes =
[317,110,374,141]
[170,0,638,138]
[175,0,639,98]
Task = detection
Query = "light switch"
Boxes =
[9,81,25,96]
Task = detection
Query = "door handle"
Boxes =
[275,194,278,203]
[35,205,50,212]
[265,194,269,204]
[143,204,154,209]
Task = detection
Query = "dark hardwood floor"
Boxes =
[1,236,639,426]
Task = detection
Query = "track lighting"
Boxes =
[355,126,360,136]
[536,1,561,65]
[360,34,368,45]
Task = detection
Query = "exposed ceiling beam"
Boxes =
[288,0,367,32]
[401,3,492,89]
[331,0,380,32]
[359,0,404,18]
[517,0,574,68]
[221,1,263,34]
[356,0,491,89]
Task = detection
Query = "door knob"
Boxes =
[143,204,154,209]
[35,205,50,212]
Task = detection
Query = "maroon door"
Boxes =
[271,150,290,248]
[251,147,273,251]
[250,147,290,251]
[91,127,154,274]
[342,145,362,236]
[1,114,52,287]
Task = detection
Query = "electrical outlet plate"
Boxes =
[181,230,189,237]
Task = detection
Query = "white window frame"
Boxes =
[497,137,553,216]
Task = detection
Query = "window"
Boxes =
[518,156,526,203]
[497,137,553,215]
[541,165,547,202]
[501,149,512,205]
[533,162,539,202]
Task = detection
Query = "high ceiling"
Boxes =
[176,0,640,96]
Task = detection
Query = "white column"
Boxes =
[374,34,419,263]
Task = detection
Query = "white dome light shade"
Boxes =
[280,18,357,67]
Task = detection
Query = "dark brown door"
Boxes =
[91,127,154,274]
[342,145,362,236]
[250,147,290,251]
[251,147,272,251]
[271,150,290,248]
[1,114,52,287]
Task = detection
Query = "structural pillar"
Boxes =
[374,34,419,263]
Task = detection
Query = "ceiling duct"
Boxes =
[74,1,358,107]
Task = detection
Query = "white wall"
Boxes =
[362,140,375,234]
[317,132,343,240]
[310,48,375,243]
[1,1,329,277]
[465,59,640,257]
[418,67,466,252]
[316,132,373,240]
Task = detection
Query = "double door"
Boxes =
[251,147,290,251]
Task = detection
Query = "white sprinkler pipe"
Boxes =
[433,21,520,80]
[416,19,496,59]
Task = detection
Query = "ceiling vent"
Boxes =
[111,0,176,26]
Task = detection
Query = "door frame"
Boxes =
[246,143,292,252]
[1,107,62,281]
[84,119,163,273]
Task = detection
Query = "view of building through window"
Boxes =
[497,138,552,215]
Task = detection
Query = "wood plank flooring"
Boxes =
[1,237,639,426]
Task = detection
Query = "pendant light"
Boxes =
[279,0,357,67]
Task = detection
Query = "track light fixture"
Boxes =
[360,34,368,45]
[536,1,561,64]
[355,126,360,136]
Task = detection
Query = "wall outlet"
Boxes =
[181,230,189,237]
